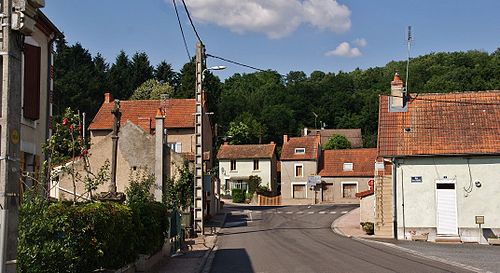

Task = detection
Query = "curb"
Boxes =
[330,210,488,273]
[197,211,228,273]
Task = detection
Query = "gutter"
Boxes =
[392,157,398,239]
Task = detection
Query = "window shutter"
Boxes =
[23,44,41,120]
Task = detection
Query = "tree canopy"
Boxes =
[323,135,352,150]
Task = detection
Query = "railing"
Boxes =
[258,195,281,206]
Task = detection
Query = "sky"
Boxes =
[43,0,500,80]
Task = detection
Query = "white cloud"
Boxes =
[325,42,362,57]
[353,38,367,47]
[177,0,351,39]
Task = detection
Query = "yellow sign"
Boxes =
[11,129,19,145]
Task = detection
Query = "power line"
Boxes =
[172,0,191,60]
[207,53,286,76]
[180,0,203,43]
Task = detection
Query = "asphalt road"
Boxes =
[210,204,474,273]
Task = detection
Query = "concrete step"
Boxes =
[434,235,462,244]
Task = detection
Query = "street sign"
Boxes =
[307,175,321,187]
[368,179,374,190]
[475,216,484,225]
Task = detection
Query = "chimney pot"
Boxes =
[223,141,228,145]
[283,135,289,144]
[270,141,275,144]
[104,92,113,103]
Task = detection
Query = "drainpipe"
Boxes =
[392,158,398,239]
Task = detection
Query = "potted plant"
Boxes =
[487,234,500,245]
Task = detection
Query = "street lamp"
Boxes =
[202,65,226,80]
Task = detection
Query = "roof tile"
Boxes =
[319,148,377,177]
[281,135,320,161]
[217,143,276,159]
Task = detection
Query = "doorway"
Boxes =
[435,180,458,235]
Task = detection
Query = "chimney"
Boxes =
[154,108,166,202]
[390,72,405,108]
[303,127,308,136]
[270,141,275,145]
[283,135,289,144]
[104,92,114,103]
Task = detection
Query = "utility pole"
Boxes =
[0,0,23,271]
[193,41,205,235]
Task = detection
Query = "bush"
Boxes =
[129,201,169,255]
[231,189,245,203]
[361,222,374,235]
[18,195,136,273]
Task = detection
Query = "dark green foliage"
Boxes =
[109,50,133,99]
[125,169,155,205]
[163,163,194,211]
[129,201,169,255]
[231,189,245,203]
[155,61,179,89]
[129,52,154,93]
[18,194,137,273]
[361,222,374,235]
[323,134,352,150]
[247,175,262,194]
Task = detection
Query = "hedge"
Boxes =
[231,189,245,203]
[18,194,169,273]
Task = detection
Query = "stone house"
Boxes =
[378,73,500,242]
[19,10,60,188]
[217,142,277,196]
[280,135,321,205]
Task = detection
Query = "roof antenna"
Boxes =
[405,26,413,98]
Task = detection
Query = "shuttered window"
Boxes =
[23,44,41,120]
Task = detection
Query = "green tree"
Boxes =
[130,79,174,100]
[323,134,352,150]
[155,61,179,89]
[109,50,132,99]
[129,52,154,92]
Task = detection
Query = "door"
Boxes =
[436,180,458,235]
[292,184,306,199]
[342,183,357,198]
[322,183,334,202]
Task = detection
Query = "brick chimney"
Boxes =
[104,92,114,103]
[137,117,152,134]
[283,135,289,144]
[390,72,405,108]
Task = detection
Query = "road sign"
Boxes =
[307,175,321,187]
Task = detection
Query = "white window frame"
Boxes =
[294,163,304,177]
[291,182,307,199]
[294,148,305,154]
[343,163,353,171]
[340,181,358,198]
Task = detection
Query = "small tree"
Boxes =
[323,134,352,150]
[163,162,193,212]
[247,175,262,194]
[125,168,155,205]
[130,79,173,100]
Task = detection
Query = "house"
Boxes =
[280,135,321,205]
[303,128,363,148]
[317,148,377,204]
[89,93,213,165]
[217,142,277,196]
[377,73,500,242]
[20,10,60,188]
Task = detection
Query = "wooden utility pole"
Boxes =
[0,0,23,271]
[193,41,205,234]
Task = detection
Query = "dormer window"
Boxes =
[343,163,353,171]
[295,148,305,154]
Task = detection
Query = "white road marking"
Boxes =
[341,211,348,214]
[277,211,283,214]
[286,211,293,214]
[330,211,337,214]
[319,211,326,214]
[296,211,304,214]
[307,206,311,209]
[307,211,314,214]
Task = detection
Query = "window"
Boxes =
[342,182,358,198]
[230,160,236,171]
[292,184,306,199]
[253,159,259,170]
[23,44,41,120]
[295,164,303,177]
[167,142,182,153]
[294,148,305,154]
[343,163,353,171]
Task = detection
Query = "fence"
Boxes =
[258,195,281,206]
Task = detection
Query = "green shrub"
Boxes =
[18,195,137,273]
[129,201,169,255]
[231,189,245,203]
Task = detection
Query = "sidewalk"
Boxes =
[148,210,228,273]
[332,208,499,273]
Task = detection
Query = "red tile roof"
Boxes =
[89,99,195,132]
[319,148,377,177]
[378,91,500,157]
[217,143,276,160]
[281,135,320,161]
[356,188,374,198]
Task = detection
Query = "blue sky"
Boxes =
[43,0,500,80]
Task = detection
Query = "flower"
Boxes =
[62,118,68,125]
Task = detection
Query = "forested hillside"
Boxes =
[53,35,500,147]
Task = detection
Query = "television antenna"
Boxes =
[405,26,414,96]
[312,111,318,129]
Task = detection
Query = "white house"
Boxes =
[378,73,500,243]
[217,143,277,196]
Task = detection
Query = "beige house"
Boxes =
[19,10,60,188]
[378,73,500,242]
[280,135,321,205]
[318,148,377,204]
[217,143,277,196]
